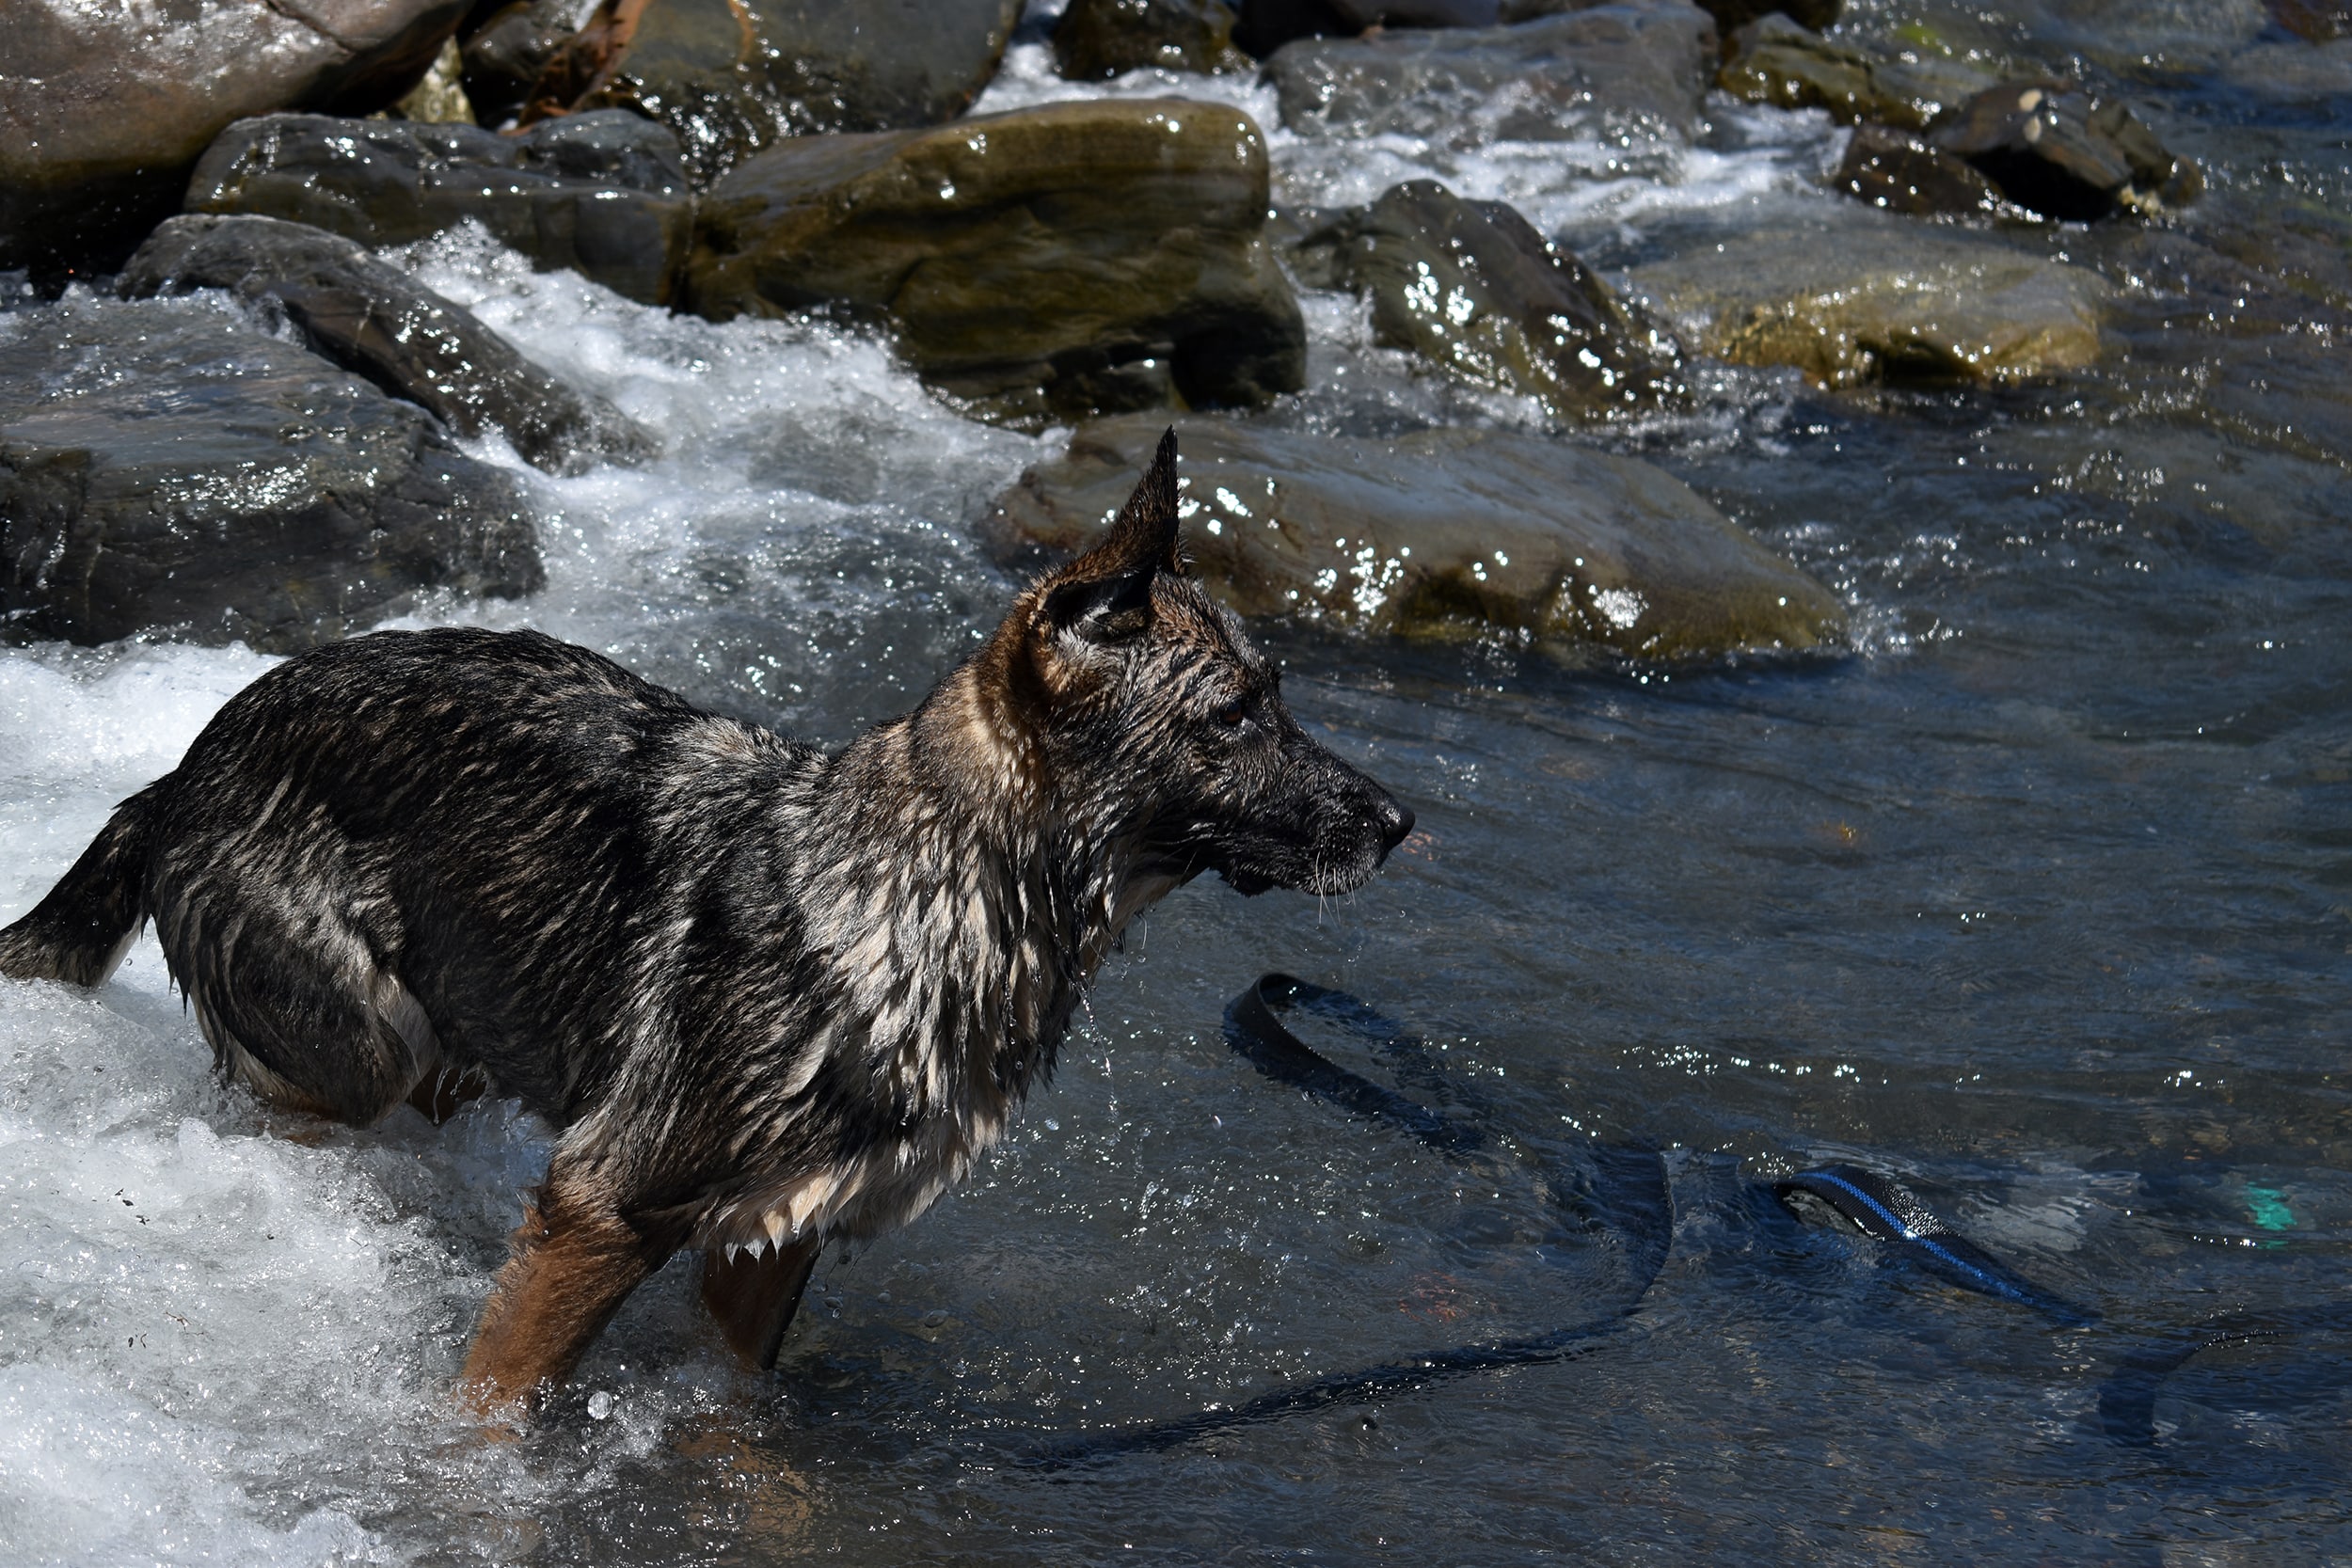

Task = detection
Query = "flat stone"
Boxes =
[1934,83,2201,221]
[685,99,1305,427]
[120,214,653,476]
[532,0,1025,182]
[1055,0,1251,79]
[1718,15,1994,132]
[1263,3,1718,144]
[0,0,470,272]
[985,414,1845,660]
[1630,222,2114,385]
[1833,123,2009,218]
[1288,181,1686,420]
[0,297,540,651]
[185,111,695,306]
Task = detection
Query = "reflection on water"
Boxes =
[5,17,2352,1567]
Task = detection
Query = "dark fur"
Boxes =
[0,433,1411,1410]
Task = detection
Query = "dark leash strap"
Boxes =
[1024,975,2322,1463]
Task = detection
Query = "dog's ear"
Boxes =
[1041,429,1186,647]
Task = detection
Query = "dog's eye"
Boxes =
[1215,697,1248,728]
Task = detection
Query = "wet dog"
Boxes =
[0,433,1412,1414]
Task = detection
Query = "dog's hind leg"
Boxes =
[701,1238,821,1370]
[460,1164,670,1415]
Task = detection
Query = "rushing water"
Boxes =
[5,8,2352,1564]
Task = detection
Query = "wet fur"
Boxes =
[0,434,1411,1413]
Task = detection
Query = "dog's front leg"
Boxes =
[701,1237,821,1370]
[459,1172,669,1417]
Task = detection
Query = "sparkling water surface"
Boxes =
[4,13,2350,1566]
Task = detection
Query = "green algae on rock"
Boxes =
[1630,223,2113,386]
[986,415,1844,660]
[1289,182,1687,422]
[686,100,1305,427]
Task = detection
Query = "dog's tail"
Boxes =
[0,779,169,986]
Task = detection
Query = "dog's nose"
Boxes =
[1375,794,1414,854]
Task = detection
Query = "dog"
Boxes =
[0,432,1413,1414]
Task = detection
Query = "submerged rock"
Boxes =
[1834,123,2009,218]
[1934,84,2200,221]
[532,0,1024,182]
[120,214,653,476]
[1630,224,2113,386]
[1717,15,1993,131]
[0,0,470,272]
[1263,3,1718,144]
[986,415,1844,660]
[686,100,1305,427]
[1055,0,1251,79]
[461,0,581,128]
[1290,182,1686,420]
[0,298,540,652]
[185,112,694,306]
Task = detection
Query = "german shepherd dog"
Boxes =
[0,433,1412,1415]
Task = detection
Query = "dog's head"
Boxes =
[978,430,1413,897]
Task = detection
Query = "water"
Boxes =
[5,10,2352,1563]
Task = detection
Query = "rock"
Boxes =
[1629,222,2114,386]
[1833,123,2009,218]
[985,415,1844,659]
[1264,3,1718,144]
[119,214,654,476]
[1692,0,1839,30]
[1717,15,1994,132]
[1934,84,2201,221]
[389,38,477,124]
[461,0,580,128]
[534,0,1025,183]
[0,0,472,273]
[1055,0,1251,79]
[686,99,1305,427]
[0,297,540,652]
[1289,182,1686,420]
[185,112,695,307]
[2265,0,2350,42]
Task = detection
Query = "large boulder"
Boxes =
[119,214,654,476]
[985,415,1844,660]
[517,0,1024,182]
[686,99,1306,427]
[1933,84,2200,221]
[184,112,694,306]
[1630,223,2113,386]
[0,0,470,273]
[1263,3,1718,144]
[1289,182,1686,421]
[1717,15,1994,131]
[1055,0,1252,79]
[0,298,541,652]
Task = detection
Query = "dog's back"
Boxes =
[5,626,818,1127]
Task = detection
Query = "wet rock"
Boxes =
[1290,182,1685,420]
[686,100,1305,427]
[1630,222,2113,386]
[461,0,580,128]
[540,0,1025,182]
[1833,123,2009,218]
[0,298,540,652]
[119,214,653,476]
[986,415,1844,659]
[1717,15,1994,131]
[0,0,472,273]
[1934,84,2200,221]
[1264,3,1718,144]
[185,112,694,306]
[1692,0,1840,30]
[1055,0,1251,79]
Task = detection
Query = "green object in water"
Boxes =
[2247,1185,2295,1231]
